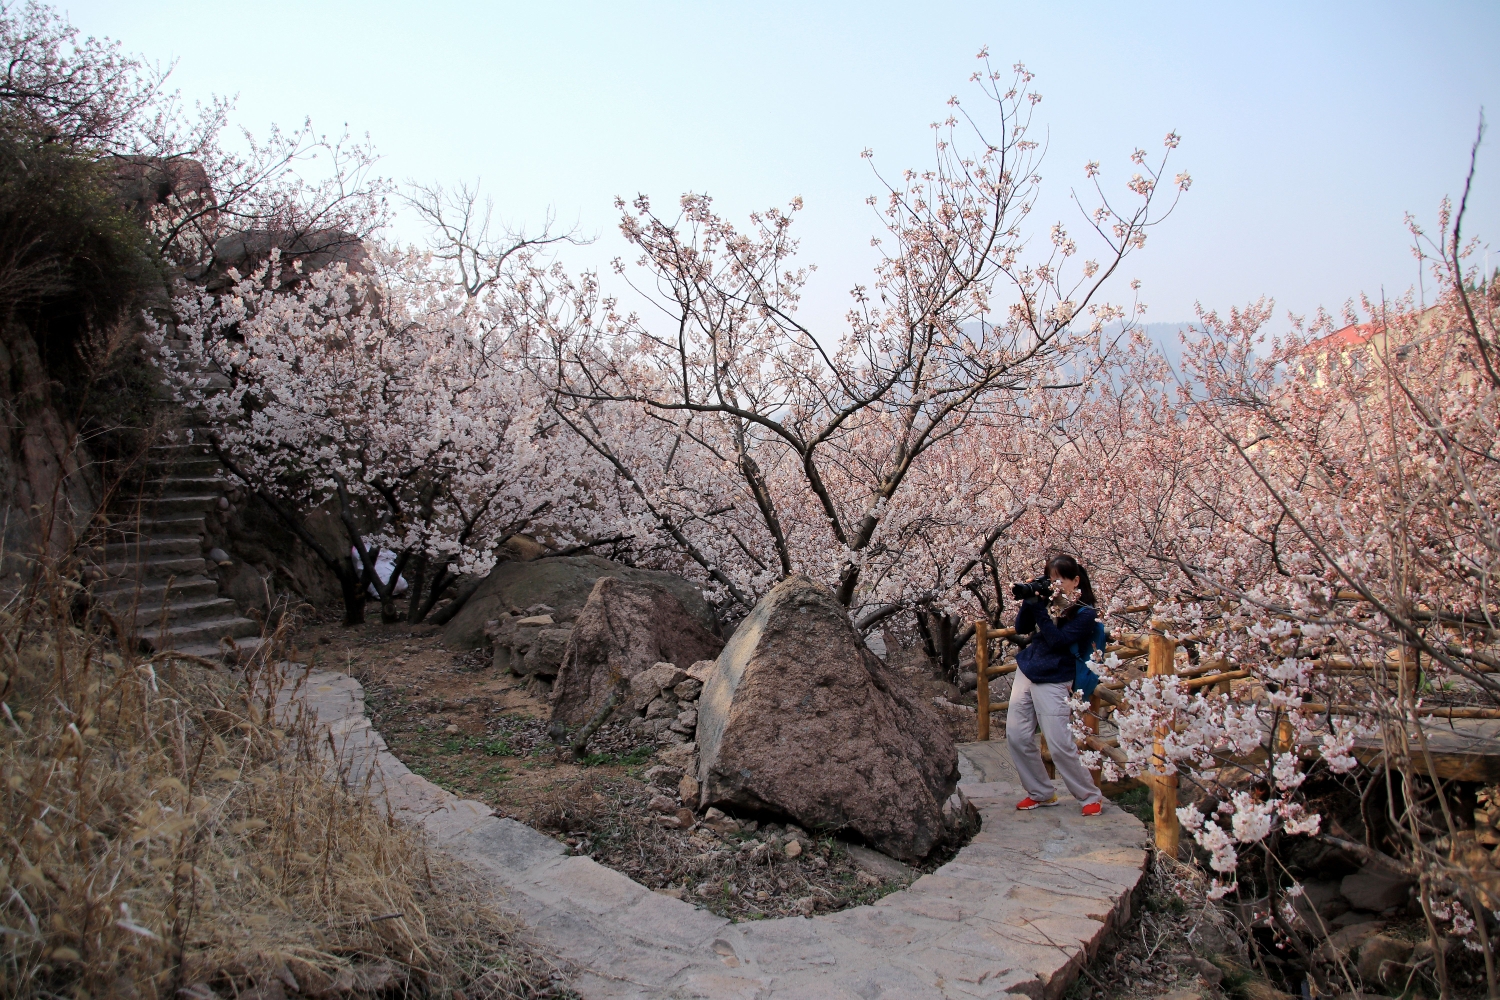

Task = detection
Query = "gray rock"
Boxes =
[217,560,270,612]
[521,627,574,677]
[444,555,717,648]
[646,696,677,720]
[1293,880,1349,926]
[1315,922,1386,962]
[484,619,547,675]
[1332,909,1381,928]
[641,765,682,788]
[673,678,703,701]
[696,575,959,861]
[844,843,916,881]
[1340,869,1413,912]
[1185,909,1244,957]
[629,717,675,739]
[630,662,690,712]
[657,741,697,771]
[1190,957,1224,986]
[1410,937,1452,963]
[1356,934,1413,985]
[1166,956,1224,986]
[207,547,231,564]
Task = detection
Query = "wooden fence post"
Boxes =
[976,620,990,741]
[1148,627,1180,857]
[1396,643,1415,706]
[1085,691,1103,786]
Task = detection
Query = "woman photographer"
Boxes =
[1006,554,1105,816]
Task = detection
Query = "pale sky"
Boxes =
[66,1,1500,334]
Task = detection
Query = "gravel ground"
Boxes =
[522,771,924,921]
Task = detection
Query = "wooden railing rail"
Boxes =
[969,609,1499,856]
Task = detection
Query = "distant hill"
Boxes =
[1098,321,1196,371]
[961,320,1198,374]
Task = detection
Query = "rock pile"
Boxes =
[484,606,574,679]
[639,764,821,855]
[624,660,714,745]
[549,577,722,726]
[1290,863,1417,931]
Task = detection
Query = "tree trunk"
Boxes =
[915,607,968,683]
[338,560,365,626]
[426,573,480,626]
[405,553,428,624]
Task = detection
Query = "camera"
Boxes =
[1011,576,1053,602]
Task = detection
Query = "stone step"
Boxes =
[135,494,221,516]
[170,635,266,661]
[147,475,230,491]
[150,432,209,446]
[148,456,221,477]
[99,517,208,544]
[156,593,241,626]
[128,596,242,630]
[91,534,202,561]
[122,493,226,513]
[93,574,219,607]
[103,553,208,579]
[135,514,207,537]
[140,614,262,651]
[149,442,212,458]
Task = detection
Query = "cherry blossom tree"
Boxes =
[538,55,1189,639]
[155,241,616,625]
[1059,167,1500,988]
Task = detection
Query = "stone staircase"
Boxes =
[88,328,264,660]
[92,438,262,659]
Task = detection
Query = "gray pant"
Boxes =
[1006,671,1103,805]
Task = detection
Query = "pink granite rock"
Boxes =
[696,575,958,861]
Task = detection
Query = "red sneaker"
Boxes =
[1081,801,1103,817]
[1016,795,1060,810]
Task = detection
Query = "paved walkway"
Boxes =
[293,670,1148,1000]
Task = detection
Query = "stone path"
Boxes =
[294,670,1149,999]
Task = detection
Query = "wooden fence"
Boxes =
[969,615,1500,854]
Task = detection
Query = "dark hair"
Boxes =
[1046,554,1097,608]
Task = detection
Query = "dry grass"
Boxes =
[0,560,567,999]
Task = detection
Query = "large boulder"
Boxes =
[549,577,724,725]
[696,575,959,861]
[443,555,716,649]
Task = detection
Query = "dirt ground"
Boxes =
[293,611,948,922]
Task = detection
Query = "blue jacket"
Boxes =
[1014,598,1098,686]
